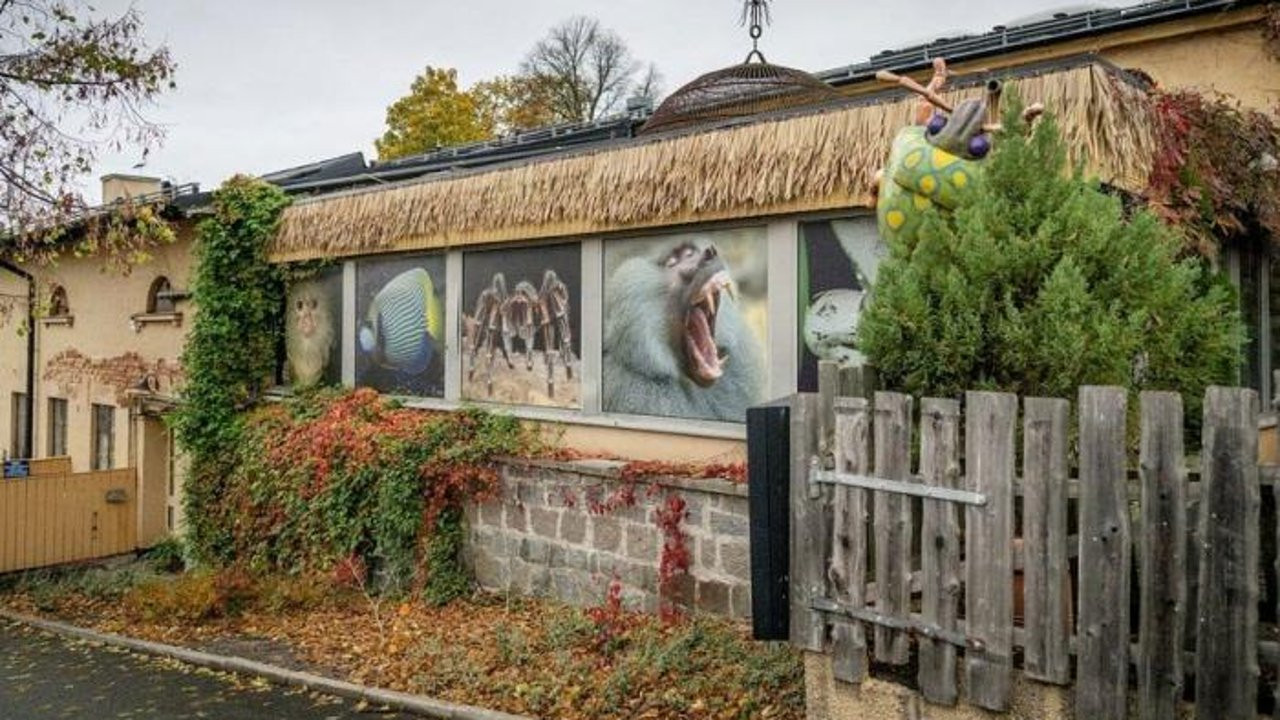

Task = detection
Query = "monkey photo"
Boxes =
[286,272,340,388]
[602,231,766,422]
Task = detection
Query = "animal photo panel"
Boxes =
[461,243,582,408]
[354,253,446,398]
[285,266,343,388]
[797,216,887,392]
[602,227,768,423]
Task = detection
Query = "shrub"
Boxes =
[858,98,1244,422]
[123,567,257,622]
[143,535,188,573]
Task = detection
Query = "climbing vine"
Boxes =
[171,176,292,564]
[1146,90,1280,256]
[197,388,534,597]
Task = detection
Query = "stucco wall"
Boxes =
[464,459,753,618]
[839,9,1279,112]
[1103,23,1280,110]
[30,231,193,473]
[0,268,28,461]
[552,425,745,463]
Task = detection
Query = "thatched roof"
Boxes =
[272,63,1154,262]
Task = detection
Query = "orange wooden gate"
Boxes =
[0,468,137,573]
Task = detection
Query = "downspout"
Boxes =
[0,258,34,459]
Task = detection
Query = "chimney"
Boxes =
[101,174,163,204]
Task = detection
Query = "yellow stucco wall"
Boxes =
[0,230,193,478]
[1102,23,1280,110]
[840,8,1278,112]
[553,424,745,464]
[0,268,28,461]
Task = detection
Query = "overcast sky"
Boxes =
[87,0,1112,201]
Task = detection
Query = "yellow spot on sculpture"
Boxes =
[913,194,932,211]
[932,148,958,168]
[951,170,969,189]
[885,210,906,230]
[903,150,923,169]
[919,175,937,195]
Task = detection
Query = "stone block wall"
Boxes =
[464,458,752,619]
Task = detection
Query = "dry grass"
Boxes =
[273,64,1154,262]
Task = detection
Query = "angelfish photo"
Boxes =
[354,253,447,398]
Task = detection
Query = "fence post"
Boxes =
[873,391,913,665]
[1076,386,1130,720]
[1195,386,1260,720]
[1022,396,1071,685]
[918,398,961,705]
[963,391,1017,711]
[830,396,871,683]
[1137,391,1186,720]
[789,393,826,651]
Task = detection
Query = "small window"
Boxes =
[48,285,69,317]
[10,392,29,459]
[148,276,175,314]
[90,404,115,471]
[47,397,67,457]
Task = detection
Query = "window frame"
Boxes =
[10,392,29,459]
[48,285,69,317]
[147,276,176,314]
[330,214,817,439]
[47,397,67,457]
[90,403,115,471]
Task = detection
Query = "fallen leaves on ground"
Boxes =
[2,578,803,720]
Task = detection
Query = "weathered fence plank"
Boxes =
[830,397,871,683]
[1195,387,1260,720]
[789,393,827,651]
[818,361,840,466]
[1137,391,1186,720]
[918,398,961,705]
[873,391,913,665]
[963,391,1017,711]
[1022,396,1071,685]
[1076,386,1130,720]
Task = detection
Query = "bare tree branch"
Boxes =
[0,0,175,263]
[521,16,647,123]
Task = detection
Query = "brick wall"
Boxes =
[464,459,752,619]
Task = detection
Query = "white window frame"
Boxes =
[326,210,878,439]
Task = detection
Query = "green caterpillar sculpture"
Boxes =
[875,59,1040,244]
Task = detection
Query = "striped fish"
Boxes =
[358,268,444,375]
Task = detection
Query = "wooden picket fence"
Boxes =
[788,368,1276,718]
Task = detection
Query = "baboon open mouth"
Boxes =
[685,270,733,386]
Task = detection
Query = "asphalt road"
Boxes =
[0,619,412,719]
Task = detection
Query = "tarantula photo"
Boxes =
[462,269,576,398]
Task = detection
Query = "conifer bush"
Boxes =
[858,100,1244,418]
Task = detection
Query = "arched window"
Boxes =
[48,285,68,317]
[148,276,175,314]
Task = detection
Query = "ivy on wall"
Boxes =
[171,176,292,563]
[201,388,533,599]
[1146,90,1280,257]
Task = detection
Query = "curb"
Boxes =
[0,609,532,720]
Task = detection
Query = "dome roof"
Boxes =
[640,61,843,136]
